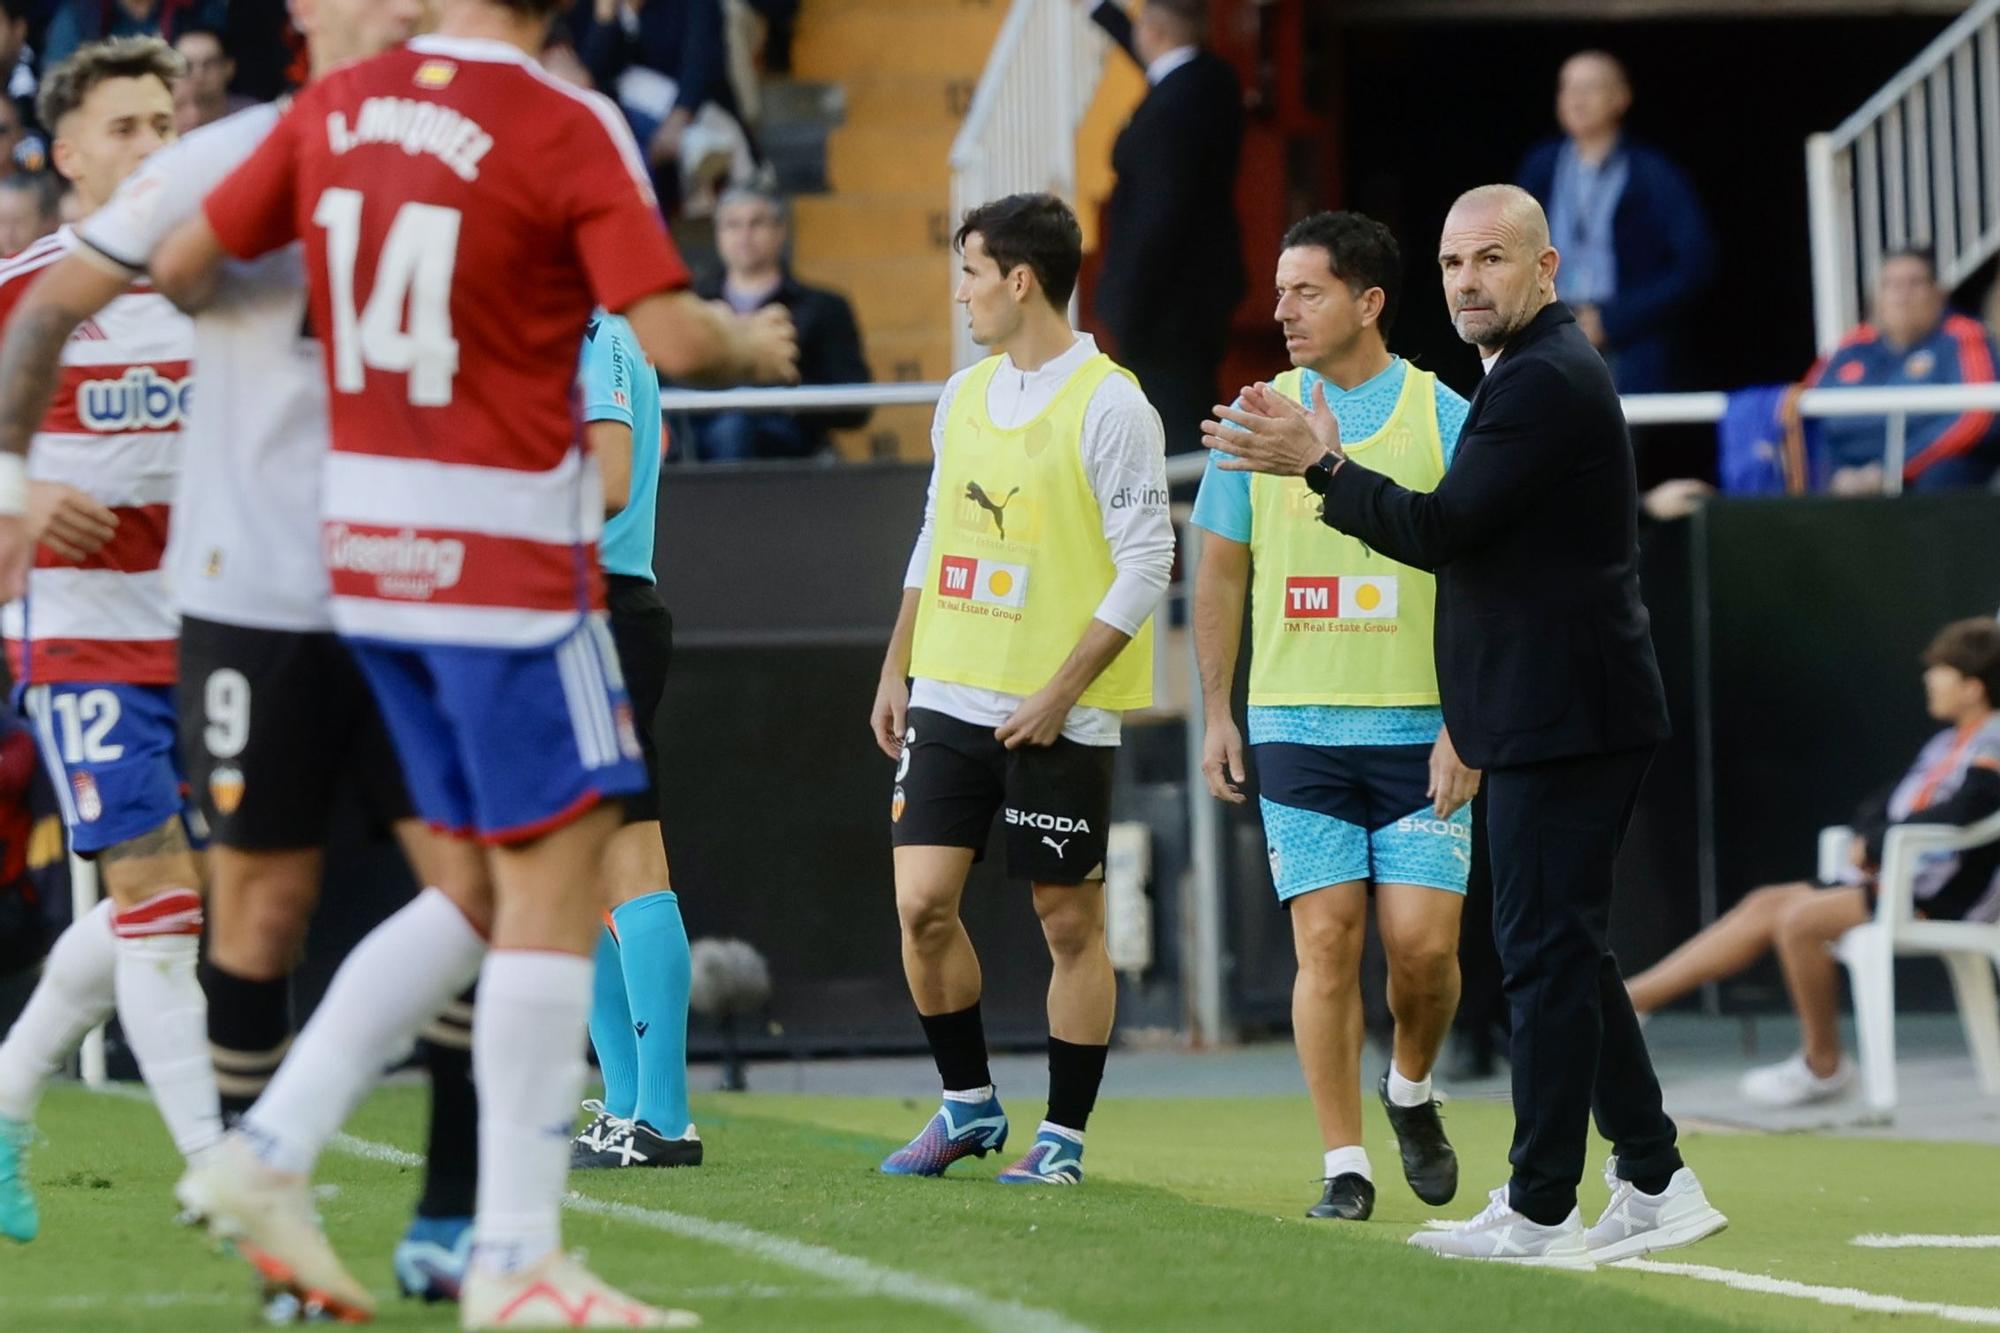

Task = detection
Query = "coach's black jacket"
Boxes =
[1318,302,1671,771]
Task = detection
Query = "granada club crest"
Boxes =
[71,771,102,823]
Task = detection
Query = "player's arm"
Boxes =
[870,383,955,760]
[587,420,633,516]
[1192,531,1249,803]
[621,289,797,389]
[580,321,639,515]
[147,213,228,312]
[995,389,1174,750]
[157,101,305,312]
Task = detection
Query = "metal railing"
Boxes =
[1807,0,2000,352]
[945,0,1109,369]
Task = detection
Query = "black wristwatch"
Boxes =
[1302,451,1342,495]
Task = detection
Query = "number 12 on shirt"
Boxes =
[312,187,463,407]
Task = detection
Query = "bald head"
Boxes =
[1438,185,1560,353]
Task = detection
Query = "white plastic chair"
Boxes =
[1820,814,2000,1111]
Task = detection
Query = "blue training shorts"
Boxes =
[1254,741,1471,903]
[21,682,199,855]
[348,614,647,845]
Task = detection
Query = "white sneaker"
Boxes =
[175,1133,374,1321]
[1407,1186,1596,1270]
[1584,1157,1729,1263]
[1738,1052,1853,1107]
[460,1250,699,1328]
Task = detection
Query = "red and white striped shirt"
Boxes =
[0,229,191,684]
[204,36,688,647]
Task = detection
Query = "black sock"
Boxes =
[1044,1037,1109,1134]
[416,989,478,1220]
[918,1003,990,1093]
[198,960,292,1124]
[1631,1171,1675,1197]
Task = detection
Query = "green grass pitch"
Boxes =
[1,1081,1994,1330]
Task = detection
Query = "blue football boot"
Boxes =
[996,1127,1083,1185]
[879,1093,1008,1176]
[393,1213,473,1303]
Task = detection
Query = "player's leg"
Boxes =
[881,707,1008,1176]
[200,848,315,1121]
[996,735,1116,1186]
[1625,881,1817,1016]
[1742,885,1873,1105]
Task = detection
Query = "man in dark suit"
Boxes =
[1083,0,1243,453]
[1204,185,1727,1268]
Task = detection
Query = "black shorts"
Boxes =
[177,616,411,850]
[607,576,672,826]
[890,706,1114,884]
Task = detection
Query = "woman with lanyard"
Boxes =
[1619,617,2000,1108]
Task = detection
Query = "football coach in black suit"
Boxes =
[1083,0,1244,453]
[1204,185,1727,1268]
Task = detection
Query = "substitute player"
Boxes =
[1192,211,1471,1222]
[158,0,795,1323]
[869,193,1171,1186]
[0,37,222,1242]
[0,0,490,1300]
[569,309,700,1172]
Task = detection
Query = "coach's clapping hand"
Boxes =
[27,481,117,564]
[995,683,1075,750]
[1204,381,1344,477]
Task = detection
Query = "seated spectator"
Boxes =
[171,24,249,133]
[1809,249,2000,493]
[43,0,227,71]
[0,170,56,255]
[1517,51,1714,393]
[1,1,37,137]
[568,0,755,216]
[1625,617,2000,1108]
[688,185,870,461]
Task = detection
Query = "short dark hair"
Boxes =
[0,170,58,220]
[1882,246,1938,281]
[38,36,184,131]
[1924,617,2000,706]
[1280,210,1403,337]
[955,193,1083,311]
[173,24,230,54]
[495,0,569,19]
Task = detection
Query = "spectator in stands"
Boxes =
[0,716,45,981]
[1080,0,1244,454]
[1810,249,2000,493]
[0,171,56,256]
[687,185,871,461]
[1517,51,1714,393]
[43,0,228,71]
[1624,617,2000,1108]
[1,1,36,134]
[569,0,753,215]
[171,24,248,133]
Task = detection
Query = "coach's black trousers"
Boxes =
[1486,746,1682,1223]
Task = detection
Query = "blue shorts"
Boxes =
[348,615,647,845]
[1254,741,1471,902]
[20,682,199,855]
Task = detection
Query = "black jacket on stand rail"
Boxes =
[1318,301,1672,770]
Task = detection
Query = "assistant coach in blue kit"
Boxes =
[1207,184,1728,1269]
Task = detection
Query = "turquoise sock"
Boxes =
[587,925,639,1120]
[611,889,692,1134]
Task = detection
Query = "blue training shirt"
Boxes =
[580,312,664,582]
[1189,358,1470,748]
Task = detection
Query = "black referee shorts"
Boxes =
[606,575,673,828]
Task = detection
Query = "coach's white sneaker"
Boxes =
[1408,1186,1596,1270]
[175,1133,375,1321]
[1738,1052,1853,1107]
[460,1251,699,1328]
[1584,1158,1729,1263]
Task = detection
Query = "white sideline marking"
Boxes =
[325,1133,1090,1333]
[1623,1259,2000,1326]
[1853,1233,2000,1249]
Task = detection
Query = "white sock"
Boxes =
[1324,1145,1372,1181]
[1387,1063,1433,1108]
[0,901,116,1122]
[1038,1120,1083,1146]
[472,950,594,1276]
[110,892,222,1160]
[942,1084,995,1104]
[242,888,485,1175]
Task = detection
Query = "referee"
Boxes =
[1207,185,1727,1267]
[868,193,1172,1186]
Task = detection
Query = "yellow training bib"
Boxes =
[909,352,1154,711]
[1246,365,1445,707]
